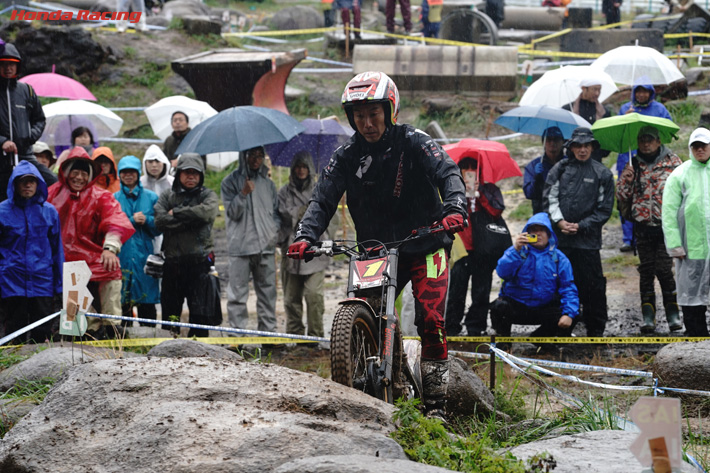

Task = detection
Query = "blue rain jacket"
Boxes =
[0,160,63,298]
[115,156,161,305]
[617,82,673,173]
[496,212,579,317]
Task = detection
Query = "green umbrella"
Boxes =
[590,113,679,153]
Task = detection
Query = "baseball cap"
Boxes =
[689,127,710,146]
[32,141,53,156]
[542,126,564,142]
[638,126,660,140]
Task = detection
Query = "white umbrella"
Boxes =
[145,96,218,141]
[591,44,685,85]
[41,99,123,147]
[520,66,618,108]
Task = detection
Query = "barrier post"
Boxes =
[489,335,496,393]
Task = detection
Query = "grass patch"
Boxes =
[668,101,702,127]
[508,200,533,222]
[0,376,56,438]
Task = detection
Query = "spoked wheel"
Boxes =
[331,303,381,398]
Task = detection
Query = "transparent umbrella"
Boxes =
[591,44,685,86]
[520,66,618,108]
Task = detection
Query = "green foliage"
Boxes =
[203,162,238,195]
[508,200,533,222]
[0,377,56,438]
[0,350,31,370]
[391,398,556,472]
[124,46,137,59]
[667,101,702,127]
[286,95,343,121]
[415,103,486,133]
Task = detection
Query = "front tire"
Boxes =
[330,304,380,397]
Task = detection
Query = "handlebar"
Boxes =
[298,224,447,260]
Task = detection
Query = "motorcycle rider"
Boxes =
[288,71,467,418]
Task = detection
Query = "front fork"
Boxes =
[367,249,400,401]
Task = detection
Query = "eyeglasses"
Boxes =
[691,142,709,150]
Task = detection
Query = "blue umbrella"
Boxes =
[494,105,592,139]
[175,106,305,155]
[265,118,354,171]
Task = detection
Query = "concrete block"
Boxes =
[560,28,665,54]
[352,45,517,98]
[500,6,565,30]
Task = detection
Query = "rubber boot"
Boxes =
[663,291,683,332]
[640,292,656,334]
[421,359,449,421]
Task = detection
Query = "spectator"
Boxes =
[114,156,161,327]
[141,144,174,198]
[486,0,505,28]
[0,161,63,343]
[277,152,336,339]
[92,147,120,194]
[421,0,443,38]
[56,126,97,166]
[602,0,621,26]
[221,146,280,333]
[117,0,147,32]
[662,127,710,336]
[445,157,511,336]
[544,127,614,336]
[163,111,191,168]
[32,142,57,173]
[490,213,578,339]
[617,82,673,253]
[523,126,565,215]
[155,153,219,337]
[563,78,611,162]
[0,43,55,201]
[386,0,413,34]
[617,126,682,333]
[289,72,467,417]
[336,0,362,39]
[47,146,135,339]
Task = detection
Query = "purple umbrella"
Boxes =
[265,118,354,171]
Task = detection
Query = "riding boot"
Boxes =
[662,291,683,332]
[640,292,656,334]
[421,359,449,420]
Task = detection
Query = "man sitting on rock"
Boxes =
[490,212,578,339]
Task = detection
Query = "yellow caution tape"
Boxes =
[502,188,524,195]
[69,337,320,348]
[518,48,603,59]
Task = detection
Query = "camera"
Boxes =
[527,234,538,243]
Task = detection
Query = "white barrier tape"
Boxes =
[0,311,61,346]
[490,346,651,392]
[449,349,653,378]
[86,312,329,343]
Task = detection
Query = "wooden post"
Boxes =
[677,43,681,69]
[345,22,350,59]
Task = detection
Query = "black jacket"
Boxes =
[543,156,614,250]
[0,45,45,161]
[295,124,467,256]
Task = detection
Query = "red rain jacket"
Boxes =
[47,146,134,282]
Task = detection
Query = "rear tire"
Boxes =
[330,304,381,397]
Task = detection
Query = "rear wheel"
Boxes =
[330,304,380,397]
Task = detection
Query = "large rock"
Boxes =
[0,357,406,472]
[654,340,710,392]
[507,430,700,472]
[274,454,456,472]
[448,356,510,421]
[269,6,323,31]
[0,346,141,392]
[161,0,212,21]
[181,15,222,35]
[147,339,243,362]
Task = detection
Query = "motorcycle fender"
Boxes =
[338,298,378,319]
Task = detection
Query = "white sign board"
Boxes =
[629,397,682,473]
[59,261,93,337]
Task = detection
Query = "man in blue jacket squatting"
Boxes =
[489,212,579,339]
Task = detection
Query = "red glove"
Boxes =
[441,213,466,234]
[287,240,310,260]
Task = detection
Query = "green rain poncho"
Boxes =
[662,127,710,306]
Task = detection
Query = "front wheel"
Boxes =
[330,304,385,399]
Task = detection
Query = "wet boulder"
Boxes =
[274,454,458,472]
[270,6,324,31]
[0,357,406,472]
[654,340,710,393]
[161,0,212,21]
[147,338,243,362]
[447,356,511,421]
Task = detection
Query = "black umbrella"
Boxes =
[175,106,305,155]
